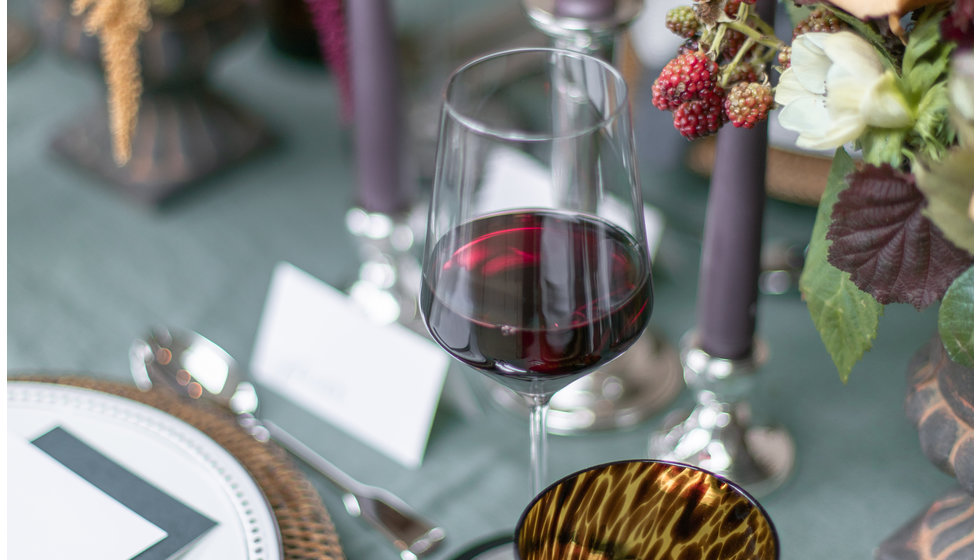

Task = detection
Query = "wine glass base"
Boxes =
[648,403,794,498]
[489,328,684,434]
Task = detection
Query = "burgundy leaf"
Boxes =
[827,164,973,310]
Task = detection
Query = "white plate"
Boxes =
[8,381,282,560]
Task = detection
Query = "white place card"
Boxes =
[250,262,449,469]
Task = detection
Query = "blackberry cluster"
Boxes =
[777,8,848,70]
[673,86,727,139]
[653,0,780,139]
[666,6,699,39]
[724,82,774,128]
[776,45,792,70]
[793,7,846,36]
[652,51,719,111]
[652,52,729,139]
[727,61,760,84]
[666,4,749,63]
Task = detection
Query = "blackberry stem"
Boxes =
[715,2,783,88]
[707,23,727,57]
[720,32,758,87]
[724,21,782,50]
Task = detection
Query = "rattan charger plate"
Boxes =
[10,375,346,560]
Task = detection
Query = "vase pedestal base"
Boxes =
[51,87,273,206]
[876,487,974,560]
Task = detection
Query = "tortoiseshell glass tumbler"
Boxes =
[516,460,778,560]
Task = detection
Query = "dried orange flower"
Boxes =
[71,0,151,166]
[823,0,942,18]
[822,0,947,37]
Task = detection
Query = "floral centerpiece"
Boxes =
[649,0,974,381]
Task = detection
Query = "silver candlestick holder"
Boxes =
[345,206,427,331]
[522,0,643,60]
[489,0,683,434]
[648,330,794,497]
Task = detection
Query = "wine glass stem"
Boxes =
[527,394,552,496]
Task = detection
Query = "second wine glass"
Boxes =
[420,47,652,494]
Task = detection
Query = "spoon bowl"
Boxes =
[131,326,260,417]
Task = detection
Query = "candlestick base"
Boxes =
[521,0,642,58]
[647,331,794,497]
[489,328,684,434]
[345,206,426,331]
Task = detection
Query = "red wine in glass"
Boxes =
[420,210,652,395]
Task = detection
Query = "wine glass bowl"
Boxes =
[515,460,779,560]
[420,47,652,493]
[420,209,652,396]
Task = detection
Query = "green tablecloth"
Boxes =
[8,10,953,559]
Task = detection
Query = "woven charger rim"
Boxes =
[9,375,346,560]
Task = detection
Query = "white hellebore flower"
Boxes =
[774,31,913,151]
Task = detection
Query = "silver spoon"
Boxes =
[129,326,446,560]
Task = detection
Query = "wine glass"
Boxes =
[515,460,779,559]
[420,47,653,495]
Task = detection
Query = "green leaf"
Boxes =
[903,43,953,101]
[902,5,952,91]
[910,82,954,162]
[857,128,907,168]
[939,267,974,368]
[780,0,811,26]
[800,149,884,382]
[902,9,943,77]
[914,149,975,254]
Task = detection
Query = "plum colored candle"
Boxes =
[695,0,775,360]
[347,0,415,215]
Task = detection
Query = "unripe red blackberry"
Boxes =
[673,86,726,139]
[677,38,700,56]
[727,61,759,84]
[724,81,774,128]
[793,7,846,36]
[652,51,719,111]
[724,0,757,18]
[776,45,792,69]
[666,5,699,38]
[652,82,671,111]
[718,28,747,62]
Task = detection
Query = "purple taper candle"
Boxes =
[695,0,775,360]
[554,0,616,18]
[347,0,415,215]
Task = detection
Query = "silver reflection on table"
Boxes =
[648,331,794,497]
